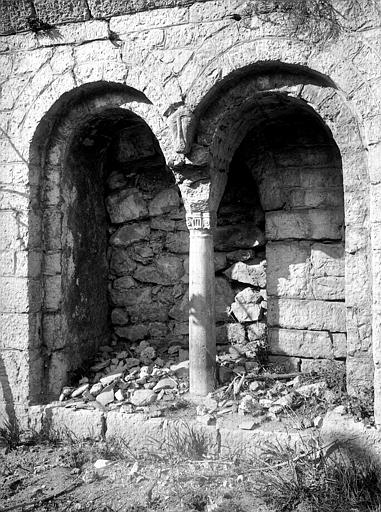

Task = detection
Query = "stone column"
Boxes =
[186,211,216,395]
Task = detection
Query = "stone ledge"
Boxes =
[321,409,381,464]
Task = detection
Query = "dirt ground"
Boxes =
[0,441,272,512]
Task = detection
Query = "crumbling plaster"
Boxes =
[0,0,381,424]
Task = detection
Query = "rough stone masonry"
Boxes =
[0,0,381,426]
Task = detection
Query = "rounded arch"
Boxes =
[183,63,372,400]
[28,81,178,402]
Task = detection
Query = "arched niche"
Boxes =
[29,82,186,403]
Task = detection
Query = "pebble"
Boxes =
[71,383,89,398]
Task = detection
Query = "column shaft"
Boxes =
[188,228,216,395]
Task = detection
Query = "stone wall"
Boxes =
[0,0,380,422]
[105,126,189,351]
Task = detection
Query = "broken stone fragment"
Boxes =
[115,389,125,401]
[238,395,259,415]
[89,383,103,396]
[296,382,327,397]
[140,346,156,365]
[130,389,157,406]
[153,377,177,392]
[71,383,89,398]
[170,360,189,378]
[230,288,262,322]
[96,385,115,407]
[224,261,266,288]
[100,372,122,386]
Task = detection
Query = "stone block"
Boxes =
[44,275,61,310]
[106,189,148,224]
[0,0,34,34]
[133,254,184,284]
[268,328,335,358]
[42,313,66,350]
[224,261,266,287]
[44,406,104,440]
[230,287,262,323]
[214,223,265,251]
[110,286,151,307]
[322,410,381,465]
[346,355,374,393]
[266,209,344,241]
[0,212,19,251]
[333,333,347,359]
[110,223,150,247]
[215,277,235,322]
[246,322,266,342]
[110,249,137,276]
[311,243,345,276]
[148,188,180,216]
[165,231,189,253]
[0,251,14,276]
[0,313,33,350]
[216,323,246,344]
[311,276,345,300]
[34,0,90,24]
[267,298,346,332]
[214,252,227,271]
[266,241,311,298]
[0,277,35,313]
[0,349,31,403]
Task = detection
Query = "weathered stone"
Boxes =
[266,209,344,241]
[149,188,180,216]
[44,406,104,440]
[34,0,90,24]
[268,328,339,359]
[111,308,129,325]
[110,286,151,307]
[134,254,184,284]
[169,294,188,321]
[71,383,89,398]
[230,288,262,323]
[110,223,150,247]
[96,384,115,406]
[106,189,148,224]
[110,249,137,276]
[267,299,346,332]
[216,323,246,345]
[266,241,311,298]
[247,322,267,342]
[224,261,266,287]
[100,372,122,386]
[130,389,157,406]
[165,231,189,253]
[153,377,177,392]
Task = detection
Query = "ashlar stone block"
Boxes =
[266,208,344,241]
[267,298,346,332]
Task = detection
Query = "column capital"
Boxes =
[186,211,216,231]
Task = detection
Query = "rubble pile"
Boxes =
[59,340,328,429]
